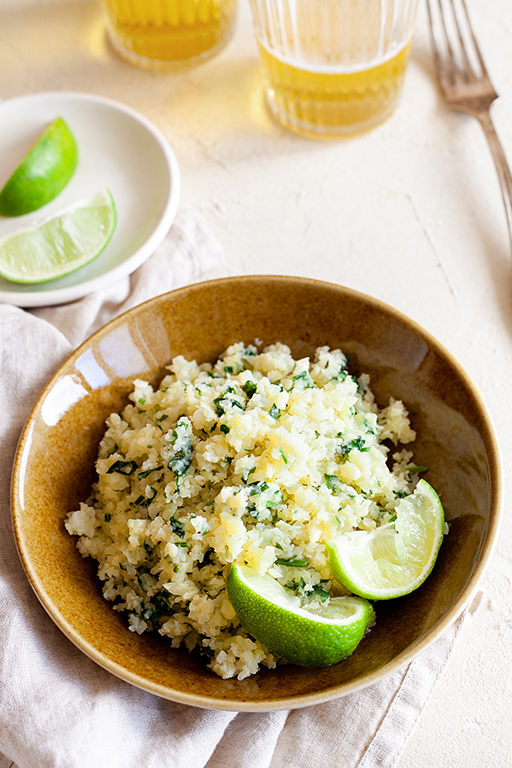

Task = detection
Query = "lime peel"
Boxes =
[0,117,78,217]
[227,563,374,667]
[0,189,117,284]
[327,479,445,600]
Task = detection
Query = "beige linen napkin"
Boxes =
[0,208,480,768]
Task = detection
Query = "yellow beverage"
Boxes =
[249,0,419,139]
[101,0,237,69]
[258,40,413,139]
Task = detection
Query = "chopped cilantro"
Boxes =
[242,380,258,399]
[213,389,245,416]
[266,490,283,508]
[335,435,368,456]
[248,480,269,495]
[137,574,147,592]
[324,473,342,493]
[332,367,348,382]
[246,502,259,519]
[292,370,314,388]
[168,416,193,476]
[138,487,157,507]
[153,594,174,616]
[275,557,308,568]
[269,403,281,420]
[312,584,330,602]
[241,466,256,483]
[106,459,138,475]
[169,517,185,538]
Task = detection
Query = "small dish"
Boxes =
[0,91,180,307]
[11,276,502,710]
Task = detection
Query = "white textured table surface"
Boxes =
[2,0,512,765]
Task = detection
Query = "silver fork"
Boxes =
[427,0,512,243]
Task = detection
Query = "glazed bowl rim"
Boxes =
[11,275,503,710]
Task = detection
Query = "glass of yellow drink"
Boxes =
[248,0,420,139]
[100,0,238,70]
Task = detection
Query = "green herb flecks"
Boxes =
[241,466,256,484]
[324,473,343,493]
[335,435,368,456]
[292,370,315,389]
[248,480,269,496]
[138,487,157,508]
[152,593,174,618]
[275,557,309,568]
[167,416,193,476]
[213,386,246,416]
[107,459,138,475]
[311,584,331,602]
[242,380,258,399]
[269,403,281,420]
[155,414,169,431]
[143,541,154,555]
[169,516,186,539]
[266,489,283,508]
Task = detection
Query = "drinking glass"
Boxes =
[100,0,238,70]
[248,0,420,138]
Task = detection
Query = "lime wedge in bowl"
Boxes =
[327,479,445,601]
[227,563,374,666]
[0,189,116,284]
[0,116,78,217]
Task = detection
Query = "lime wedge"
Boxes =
[0,117,78,217]
[226,564,374,666]
[327,479,445,600]
[0,189,116,284]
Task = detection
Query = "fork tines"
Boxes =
[427,0,489,87]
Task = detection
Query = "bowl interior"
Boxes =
[12,276,501,710]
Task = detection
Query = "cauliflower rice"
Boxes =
[66,342,419,680]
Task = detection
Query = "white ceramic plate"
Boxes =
[0,92,181,307]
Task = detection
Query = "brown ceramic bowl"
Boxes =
[12,276,502,710]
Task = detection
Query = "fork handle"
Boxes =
[476,110,512,244]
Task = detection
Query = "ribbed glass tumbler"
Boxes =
[100,0,238,70]
[248,0,420,138]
